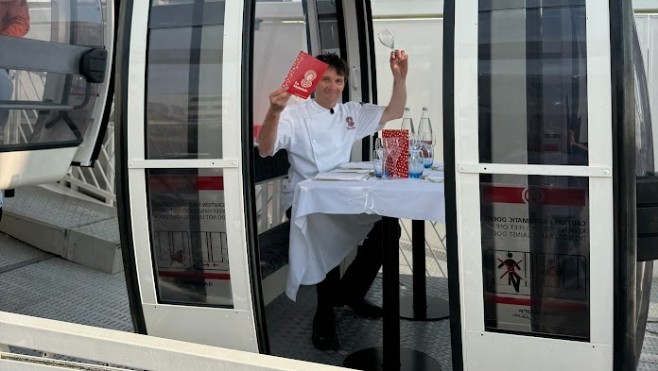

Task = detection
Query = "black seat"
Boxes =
[258,221,291,278]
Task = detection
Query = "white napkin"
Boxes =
[314,171,370,181]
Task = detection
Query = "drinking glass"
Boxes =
[422,144,434,169]
[409,133,421,151]
[409,150,424,179]
[382,137,402,179]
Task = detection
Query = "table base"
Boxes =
[343,347,441,371]
[399,296,450,321]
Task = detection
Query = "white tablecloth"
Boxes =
[286,171,446,300]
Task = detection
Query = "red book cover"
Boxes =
[382,129,409,178]
[281,51,328,99]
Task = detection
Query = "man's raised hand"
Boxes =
[270,87,292,114]
[389,50,408,80]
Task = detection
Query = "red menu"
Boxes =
[382,129,409,178]
[281,51,328,99]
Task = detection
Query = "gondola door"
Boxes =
[115,0,263,351]
[443,0,640,369]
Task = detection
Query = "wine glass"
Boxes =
[377,28,395,51]
[374,137,383,151]
[409,133,421,151]
[373,149,384,178]
[419,131,435,147]
[382,137,402,179]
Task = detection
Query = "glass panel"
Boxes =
[478,1,588,165]
[633,23,655,175]
[316,0,341,55]
[252,0,308,143]
[370,0,443,161]
[480,174,589,340]
[1,0,107,148]
[146,0,224,159]
[147,168,232,307]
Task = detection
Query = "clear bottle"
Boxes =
[401,107,415,134]
[417,107,434,169]
[417,107,432,136]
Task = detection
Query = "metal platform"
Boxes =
[1,186,658,370]
[0,186,121,274]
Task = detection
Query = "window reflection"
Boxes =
[478,1,588,165]
[147,168,232,307]
[146,0,224,159]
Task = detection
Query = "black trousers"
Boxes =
[316,219,400,310]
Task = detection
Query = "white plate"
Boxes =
[338,161,374,170]
[313,172,370,181]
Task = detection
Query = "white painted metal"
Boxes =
[221,0,259,347]
[458,163,612,177]
[453,0,614,369]
[0,148,79,189]
[584,0,615,350]
[0,311,349,371]
[341,0,366,161]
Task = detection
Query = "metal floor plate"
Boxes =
[0,235,132,332]
[266,274,452,369]
[0,233,50,272]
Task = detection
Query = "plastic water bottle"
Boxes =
[401,107,414,134]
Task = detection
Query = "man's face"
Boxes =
[314,67,345,108]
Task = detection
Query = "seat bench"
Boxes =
[258,221,290,304]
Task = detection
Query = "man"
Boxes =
[0,0,29,220]
[258,50,408,350]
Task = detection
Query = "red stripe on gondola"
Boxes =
[481,186,586,206]
[482,186,525,204]
[489,295,587,309]
[148,175,224,191]
[196,177,224,190]
[158,270,230,280]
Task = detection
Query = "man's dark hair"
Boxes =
[315,53,349,79]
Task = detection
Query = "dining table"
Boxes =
[285,162,446,371]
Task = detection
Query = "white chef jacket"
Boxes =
[273,99,386,209]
